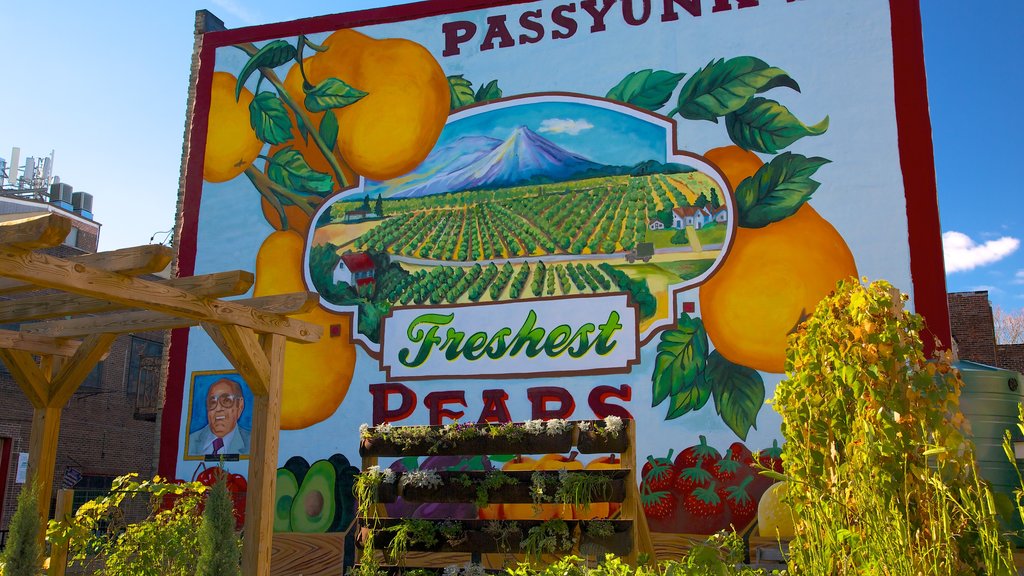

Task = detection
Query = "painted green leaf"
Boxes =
[249,92,293,145]
[707,351,764,440]
[674,57,799,122]
[474,80,502,103]
[652,313,710,417]
[726,97,829,154]
[735,153,831,228]
[304,78,368,113]
[267,147,333,195]
[448,75,475,110]
[666,372,711,420]
[235,40,297,100]
[607,69,685,111]
[319,110,339,151]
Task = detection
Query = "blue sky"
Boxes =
[1,0,1020,313]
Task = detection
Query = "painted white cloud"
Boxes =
[942,231,1019,273]
[210,0,259,25]
[1014,270,1024,285]
[538,118,594,136]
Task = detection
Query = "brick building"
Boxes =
[0,188,166,533]
[947,290,1024,373]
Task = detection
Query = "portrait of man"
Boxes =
[186,374,252,457]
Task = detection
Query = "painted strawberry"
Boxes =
[641,449,676,492]
[711,449,747,484]
[758,439,784,474]
[674,435,721,471]
[752,439,784,496]
[641,488,677,533]
[676,481,730,534]
[722,476,758,530]
[671,457,713,494]
[728,442,755,466]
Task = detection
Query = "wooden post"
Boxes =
[48,489,74,576]
[623,419,656,563]
[27,405,62,546]
[241,333,285,576]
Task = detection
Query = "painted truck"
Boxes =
[163,0,948,548]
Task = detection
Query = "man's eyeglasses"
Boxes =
[207,394,242,408]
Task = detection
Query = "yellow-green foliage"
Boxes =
[47,474,207,576]
[775,279,1013,575]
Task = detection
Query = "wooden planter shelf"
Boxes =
[356,419,654,571]
[396,469,630,504]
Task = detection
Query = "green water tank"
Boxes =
[956,360,1024,496]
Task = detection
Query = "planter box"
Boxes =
[398,470,629,504]
[578,520,633,557]
[576,423,630,454]
[360,425,573,457]
[359,519,579,554]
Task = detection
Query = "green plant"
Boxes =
[483,520,521,553]
[775,279,1013,575]
[1,478,42,576]
[355,465,396,520]
[520,519,575,561]
[47,474,207,576]
[556,472,612,513]
[583,521,615,540]
[438,520,467,548]
[453,471,518,508]
[197,472,241,576]
[386,519,438,563]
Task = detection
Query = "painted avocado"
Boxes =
[275,456,310,532]
[274,468,299,532]
[291,458,340,533]
[329,453,360,531]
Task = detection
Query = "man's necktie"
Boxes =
[212,437,224,455]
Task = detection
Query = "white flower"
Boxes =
[401,469,443,489]
[359,423,370,437]
[524,419,545,435]
[443,565,461,576]
[546,418,570,436]
[464,563,487,576]
[604,415,623,436]
[380,468,396,485]
[578,421,592,432]
[376,422,393,436]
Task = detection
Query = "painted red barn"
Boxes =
[333,252,376,287]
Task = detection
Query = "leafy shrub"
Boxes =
[1,479,42,576]
[775,279,1013,574]
[48,474,207,576]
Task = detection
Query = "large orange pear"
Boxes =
[254,231,356,429]
[306,29,449,181]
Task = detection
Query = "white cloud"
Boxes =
[942,231,1019,273]
[538,118,594,136]
[209,0,260,25]
[1015,270,1024,285]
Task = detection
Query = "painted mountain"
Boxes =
[364,126,609,199]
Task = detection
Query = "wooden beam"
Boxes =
[24,292,321,338]
[0,213,71,251]
[0,329,80,356]
[0,349,50,407]
[216,325,270,396]
[27,405,62,550]
[241,333,285,576]
[48,334,117,408]
[0,247,320,342]
[201,322,240,373]
[49,489,74,576]
[0,270,255,323]
[0,244,174,295]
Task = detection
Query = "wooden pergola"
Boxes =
[0,212,320,576]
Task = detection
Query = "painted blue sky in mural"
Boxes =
[3,0,1022,313]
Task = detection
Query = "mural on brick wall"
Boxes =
[172,0,941,538]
